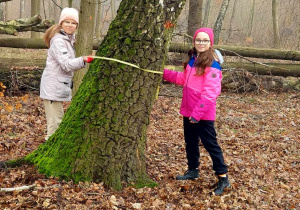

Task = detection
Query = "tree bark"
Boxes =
[95,1,102,40]
[0,15,54,35]
[213,0,231,45]
[20,0,25,18]
[272,0,280,48]
[227,0,237,42]
[187,0,203,36]
[247,0,255,37]
[73,0,96,95]
[25,0,186,190]
[202,0,211,27]
[31,0,41,38]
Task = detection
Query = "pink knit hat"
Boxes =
[59,7,79,25]
[193,28,214,46]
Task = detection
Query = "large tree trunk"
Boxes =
[25,0,186,190]
[213,0,231,45]
[73,0,96,95]
[187,0,203,36]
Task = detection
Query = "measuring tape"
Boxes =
[90,56,163,99]
[90,56,163,75]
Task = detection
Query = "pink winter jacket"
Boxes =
[163,57,222,121]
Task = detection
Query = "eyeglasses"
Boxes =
[195,39,210,45]
[63,20,78,27]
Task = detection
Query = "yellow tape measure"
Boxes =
[91,56,162,99]
[91,56,163,75]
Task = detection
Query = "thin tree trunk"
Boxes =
[20,0,25,18]
[31,0,40,38]
[202,0,211,27]
[68,0,73,7]
[72,0,97,95]
[272,0,280,48]
[0,3,4,21]
[111,0,116,19]
[227,0,237,42]
[213,0,231,45]
[247,0,255,37]
[95,1,102,40]
[187,0,203,36]
[25,0,186,190]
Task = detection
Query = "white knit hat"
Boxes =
[59,7,79,25]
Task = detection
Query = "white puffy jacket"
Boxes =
[40,31,85,101]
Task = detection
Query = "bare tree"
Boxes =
[202,0,211,27]
[227,0,237,42]
[272,0,280,48]
[19,0,25,18]
[213,0,231,45]
[187,0,203,36]
[95,0,102,40]
[31,0,40,38]
[72,0,97,94]
[111,0,116,19]
[247,0,255,37]
[0,3,4,21]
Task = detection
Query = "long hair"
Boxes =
[44,24,62,48]
[183,47,217,76]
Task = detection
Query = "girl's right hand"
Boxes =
[83,56,94,63]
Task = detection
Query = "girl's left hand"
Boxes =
[189,117,197,123]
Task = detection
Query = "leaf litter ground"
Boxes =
[0,86,299,209]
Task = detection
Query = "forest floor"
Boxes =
[0,84,299,209]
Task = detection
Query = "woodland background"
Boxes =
[0,0,299,209]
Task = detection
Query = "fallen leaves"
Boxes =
[0,90,299,209]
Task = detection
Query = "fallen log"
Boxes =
[1,38,300,62]
[169,43,300,61]
[0,15,54,35]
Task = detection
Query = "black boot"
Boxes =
[214,175,230,195]
[176,169,199,180]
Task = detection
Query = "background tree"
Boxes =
[72,0,97,94]
[94,0,102,40]
[26,0,186,190]
[0,2,4,21]
[213,0,230,45]
[272,0,280,48]
[247,0,255,38]
[31,0,40,38]
[19,0,25,18]
[227,0,237,42]
[187,0,203,36]
[202,0,211,27]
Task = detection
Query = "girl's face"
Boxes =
[194,32,211,53]
[61,19,78,35]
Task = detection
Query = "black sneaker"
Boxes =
[176,169,199,180]
[214,175,230,195]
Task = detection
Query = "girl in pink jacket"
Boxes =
[163,28,230,196]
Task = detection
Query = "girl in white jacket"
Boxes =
[40,7,93,140]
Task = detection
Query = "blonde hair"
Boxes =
[44,24,62,48]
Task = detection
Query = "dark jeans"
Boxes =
[183,117,228,175]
